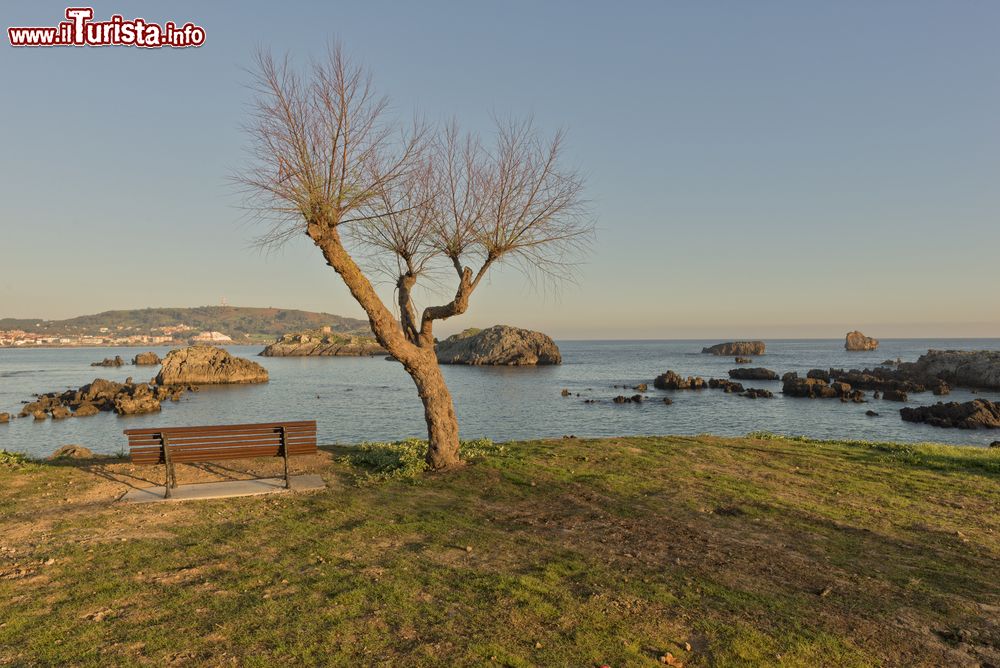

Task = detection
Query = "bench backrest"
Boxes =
[123,420,317,465]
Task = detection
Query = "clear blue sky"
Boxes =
[2,1,998,338]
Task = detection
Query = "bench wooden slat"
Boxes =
[133,444,316,461]
[131,448,318,464]
[126,436,316,451]
[124,420,316,436]
[125,432,315,447]
[131,450,318,464]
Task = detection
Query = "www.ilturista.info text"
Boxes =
[8,7,205,48]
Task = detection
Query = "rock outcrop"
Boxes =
[91,355,124,367]
[435,326,561,366]
[702,341,766,356]
[845,331,879,351]
[0,412,9,424]
[73,404,100,417]
[156,346,269,384]
[113,384,162,415]
[260,330,387,357]
[782,373,865,402]
[17,377,180,418]
[742,388,774,399]
[900,399,1000,429]
[48,445,95,460]
[132,351,161,366]
[901,350,1000,390]
[50,406,72,420]
[882,389,908,402]
[654,371,706,390]
[827,368,927,394]
[728,367,779,381]
[708,378,744,393]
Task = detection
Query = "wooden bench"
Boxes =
[123,420,317,499]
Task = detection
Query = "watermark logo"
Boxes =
[8,7,205,48]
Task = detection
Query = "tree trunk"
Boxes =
[404,353,461,470]
[306,225,462,470]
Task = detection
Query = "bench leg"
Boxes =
[162,435,175,499]
[280,426,290,489]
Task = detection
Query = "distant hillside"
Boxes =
[0,306,371,343]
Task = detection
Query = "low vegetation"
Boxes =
[2,435,999,666]
[345,438,505,484]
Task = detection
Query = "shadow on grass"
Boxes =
[740,433,1000,479]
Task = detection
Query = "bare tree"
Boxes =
[238,44,590,469]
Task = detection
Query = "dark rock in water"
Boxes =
[113,383,161,415]
[932,382,951,396]
[50,406,72,420]
[845,331,879,351]
[435,326,561,366]
[806,369,830,382]
[900,399,1000,429]
[991,441,1000,448]
[728,367,778,381]
[73,403,99,417]
[902,350,1000,390]
[91,355,124,367]
[828,368,926,394]
[873,391,881,400]
[882,389,908,402]
[16,376,185,419]
[742,388,774,399]
[782,371,798,383]
[49,445,94,460]
[702,341,766,356]
[633,383,648,393]
[612,394,643,404]
[560,388,570,397]
[709,378,744,393]
[783,376,839,399]
[734,357,753,364]
[132,351,161,366]
[0,412,9,424]
[157,346,269,385]
[663,397,673,405]
[654,371,706,390]
[866,410,880,417]
[782,376,864,401]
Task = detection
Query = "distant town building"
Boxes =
[192,331,232,343]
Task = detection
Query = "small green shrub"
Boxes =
[344,437,505,484]
[0,450,32,469]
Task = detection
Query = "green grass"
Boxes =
[2,434,999,666]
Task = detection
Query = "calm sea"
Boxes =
[1,339,999,458]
